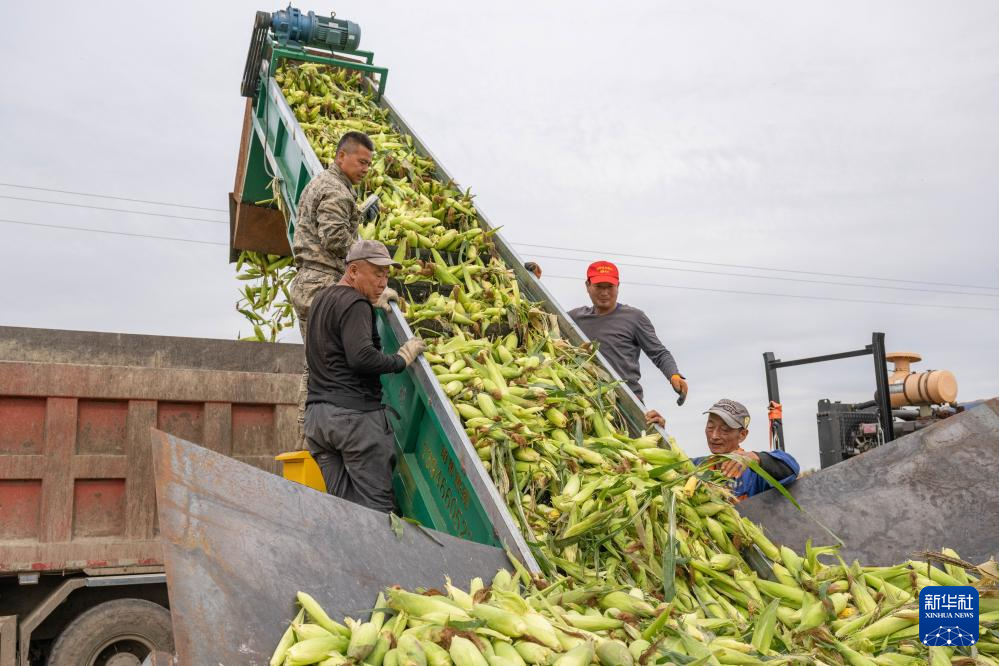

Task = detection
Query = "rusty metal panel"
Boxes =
[232,200,292,256]
[156,403,204,447]
[0,330,300,576]
[72,479,126,538]
[0,397,46,455]
[152,429,512,666]
[0,481,42,540]
[75,399,129,455]
[231,403,277,456]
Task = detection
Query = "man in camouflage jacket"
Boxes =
[291,131,384,439]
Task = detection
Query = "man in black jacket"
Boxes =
[304,240,426,513]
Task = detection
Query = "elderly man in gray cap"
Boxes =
[693,399,799,501]
[304,240,425,513]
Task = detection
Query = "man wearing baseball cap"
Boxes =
[568,260,687,427]
[304,240,426,513]
[695,399,799,500]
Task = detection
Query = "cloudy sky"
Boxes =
[2,1,997,470]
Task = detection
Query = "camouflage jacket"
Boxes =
[292,163,361,277]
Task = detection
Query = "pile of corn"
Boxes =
[273,565,999,666]
[260,61,999,664]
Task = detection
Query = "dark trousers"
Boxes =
[304,402,397,514]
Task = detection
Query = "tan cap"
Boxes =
[345,240,401,268]
[704,399,751,430]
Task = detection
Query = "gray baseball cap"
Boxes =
[704,399,751,430]
[345,240,401,268]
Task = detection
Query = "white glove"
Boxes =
[374,287,399,313]
[397,337,427,367]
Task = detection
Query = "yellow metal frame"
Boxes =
[275,450,326,492]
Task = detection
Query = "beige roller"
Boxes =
[886,351,958,407]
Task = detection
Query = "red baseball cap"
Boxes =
[586,261,619,285]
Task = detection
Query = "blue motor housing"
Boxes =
[270,6,361,52]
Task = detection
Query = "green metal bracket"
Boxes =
[268,43,389,100]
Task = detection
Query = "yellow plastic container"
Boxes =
[275,450,326,493]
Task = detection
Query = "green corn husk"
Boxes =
[562,612,623,632]
[471,604,528,638]
[514,641,554,665]
[286,636,346,666]
[595,640,633,666]
[492,640,526,666]
[551,643,593,666]
[598,591,655,618]
[270,608,305,666]
[398,634,428,666]
[349,621,381,660]
[389,589,471,621]
[422,640,453,666]
[450,637,489,666]
[297,592,350,636]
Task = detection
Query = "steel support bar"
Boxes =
[763,352,786,451]
[871,332,895,443]
[270,45,389,99]
[768,347,872,369]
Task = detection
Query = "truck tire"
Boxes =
[47,598,173,666]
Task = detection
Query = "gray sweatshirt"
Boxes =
[567,303,680,402]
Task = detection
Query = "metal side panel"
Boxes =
[150,429,512,666]
[379,304,540,571]
[737,398,999,565]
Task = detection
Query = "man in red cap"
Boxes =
[568,261,688,427]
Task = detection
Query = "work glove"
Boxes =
[396,337,427,367]
[359,194,381,222]
[670,374,688,405]
[374,287,399,313]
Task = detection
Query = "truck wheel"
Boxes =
[47,598,173,666]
